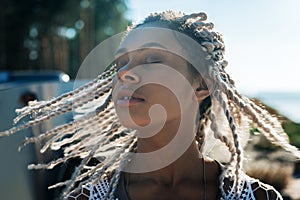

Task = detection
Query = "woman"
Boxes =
[1,11,299,200]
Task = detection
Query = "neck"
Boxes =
[136,108,198,151]
[128,113,204,186]
[128,140,205,187]
[136,117,183,153]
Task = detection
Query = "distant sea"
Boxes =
[253,92,300,123]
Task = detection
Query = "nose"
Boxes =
[117,66,140,84]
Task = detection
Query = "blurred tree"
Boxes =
[0,0,129,78]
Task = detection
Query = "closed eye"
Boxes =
[144,53,163,64]
[145,59,162,64]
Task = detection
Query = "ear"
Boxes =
[194,89,210,103]
[193,78,212,103]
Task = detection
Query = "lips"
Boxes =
[116,89,145,107]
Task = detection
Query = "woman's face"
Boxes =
[112,24,199,129]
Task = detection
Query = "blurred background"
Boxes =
[0,0,128,78]
[0,0,299,199]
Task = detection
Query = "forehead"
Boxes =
[116,26,210,75]
[116,27,184,56]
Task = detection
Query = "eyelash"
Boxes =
[115,53,163,69]
[144,54,162,64]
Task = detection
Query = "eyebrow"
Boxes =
[115,42,168,56]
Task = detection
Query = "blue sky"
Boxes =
[125,0,300,95]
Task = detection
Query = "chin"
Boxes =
[118,117,150,129]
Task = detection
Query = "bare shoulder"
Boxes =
[251,180,283,200]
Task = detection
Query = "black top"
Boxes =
[115,172,131,200]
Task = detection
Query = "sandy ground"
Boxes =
[244,135,300,200]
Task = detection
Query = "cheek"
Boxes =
[150,86,182,118]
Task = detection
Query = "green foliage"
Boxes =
[282,120,300,148]
[0,0,130,78]
[250,98,300,149]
